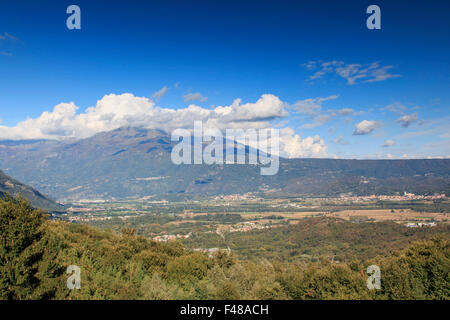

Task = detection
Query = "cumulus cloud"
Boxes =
[304,60,400,85]
[231,126,329,158]
[383,139,396,147]
[278,128,328,158]
[183,92,208,103]
[396,113,419,128]
[215,95,289,123]
[151,86,168,101]
[0,93,330,158]
[0,93,283,139]
[353,120,382,135]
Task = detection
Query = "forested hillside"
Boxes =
[0,170,64,212]
[1,195,448,300]
[182,217,450,263]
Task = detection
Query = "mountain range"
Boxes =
[0,169,64,212]
[0,126,449,201]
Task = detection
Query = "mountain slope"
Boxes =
[0,169,65,212]
[0,127,449,200]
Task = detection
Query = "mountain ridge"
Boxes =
[0,126,449,201]
[0,169,65,212]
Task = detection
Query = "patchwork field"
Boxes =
[188,209,449,223]
[325,209,449,222]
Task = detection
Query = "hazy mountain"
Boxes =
[0,127,449,201]
[0,169,65,212]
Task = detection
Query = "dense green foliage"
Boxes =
[1,196,449,300]
[183,217,450,262]
[0,195,46,299]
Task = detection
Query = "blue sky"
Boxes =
[0,0,449,159]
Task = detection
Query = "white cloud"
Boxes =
[381,102,407,115]
[0,32,21,42]
[396,113,419,128]
[293,96,364,130]
[328,108,363,117]
[337,108,356,116]
[215,95,289,123]
[333,135,349,145]
[0,32,22,57]
[292,95,338,116]
[381,103,423,128]
[0,93,288,140]
[293,95,338,129]
[0,93,329,158]
[301,114,330,129]
[151,86,168,101]
[333,136,344,144]
[278,128,328,158]
[183,92,208,103]
[305,60,400,85]
[383,139,396,147]
[353,120,382,135]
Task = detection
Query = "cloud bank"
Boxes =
[0,93,330,159]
